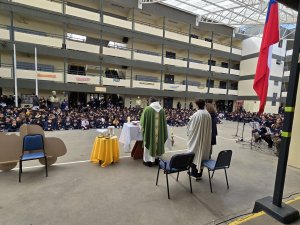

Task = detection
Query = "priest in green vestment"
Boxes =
[140,97,168,167]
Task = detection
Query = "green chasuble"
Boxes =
[140,104,168,157]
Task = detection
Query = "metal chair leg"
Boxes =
[176,172,179,181]
[156,167,160,186]
[19,160,22,183]
[166,173,170,199]
[208,170,213,193]
[224,169,229,189]
[188,169,193,193]
[45,157,48,177]
[211,170,215,178]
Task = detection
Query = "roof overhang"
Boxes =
[277,0,299,11]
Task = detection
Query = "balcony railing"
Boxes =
[66,39,100,54]
[132,78,161,89]
[189,59,209,71]
[14,29,62,48]
[133,50,162,64]
[0,66,12,78]
[188,85,208,93]
[209,87,227,94]
[0,26,10,40]
[284,71,290,77]
[12,0,62,13]
[66,74,100,85]
[211,65,229,74]
[213,42,231,53]
[164,56,187,67]
[102,77,131,87]
[191,37,212,48]
[232,47,242,55]
[66,5,100,22]
[16,69,63,82]
[134,20,163,37]
[103,46,131,59]
[103,15,132,30]
[230,69,240,75]
[162,82,186,91]
[228,89,238,95]
[165,29,189,43]
[281,92,287,98]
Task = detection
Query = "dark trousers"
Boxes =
[191,163,203,177]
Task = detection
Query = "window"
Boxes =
[273,93,278,98]
[274,81,279,86]
[221,62,228,68]
[67,33,86,42]
[206,80,214,88]
[105,70,119,79]
[230,82,238,90]
[205,38,212,42]
[166,51,176,59]
[208,60,216,66]
[272,101,277,106]
[278,40,283,48]
[219,81,227,89]
[68,65,86,75]
[276,59,281,65]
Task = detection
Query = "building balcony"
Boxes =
[66,74,99,85]
[12,0,62,13]
[284,71,290,77]
[232,47,242,55]
[228,89,238,95]
[134,22,163,37]
[230,69,240,75]
[209,88,227,94]
[65,5,100,22]
[165,30,189,43]
[211,66,229,74]
[103,47,131,59]
[66,40,100,54]
[213,43,231,53]
[189,61,209,71]
[0,27,10,40]
[132,80,160,89]
[0,67,12,78]
[103,15,132,30]
[133,51,162,64]
[188,85,208,93]
[191,38,211,48]
[164,57,187,67]
[162,83,186,91]
[16,69,63,82]
[102,77,131,87]
[14,31,62,48]
[282,92,287,98]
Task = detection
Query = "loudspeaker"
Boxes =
[122,37,129,43]
[122,65,128,69]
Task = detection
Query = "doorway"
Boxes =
[69,92,87,108]
[163,97,173,109]
[165,74,174,84]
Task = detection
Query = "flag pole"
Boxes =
[13,44,18,108]
[252,0,300,223]
[35,47,38,96]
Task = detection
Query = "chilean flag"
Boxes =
[253,0,279,114]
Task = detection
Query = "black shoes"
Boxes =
[143,161,153,167]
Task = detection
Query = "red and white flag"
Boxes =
[253,0,279,114]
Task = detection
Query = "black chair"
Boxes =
[202,150,232,193]
[19,134,48,182]
[156,152,195,199]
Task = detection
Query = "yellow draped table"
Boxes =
[90,136,120,167]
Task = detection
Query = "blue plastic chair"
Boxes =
[19,134,48,182]
[156,152,195,199]
[202,150,232,193]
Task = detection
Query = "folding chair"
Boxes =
[156,152,195,199]
[202,150,232,193]
[19,134,48,182]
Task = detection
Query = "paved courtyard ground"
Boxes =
[1,120,300,225]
